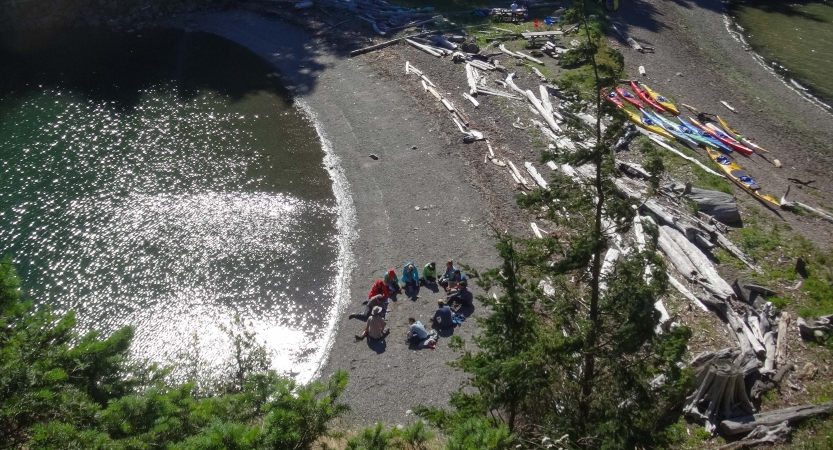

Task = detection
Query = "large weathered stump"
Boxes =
[684,360,755,434]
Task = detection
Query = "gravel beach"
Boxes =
[191,10,501,427]
[188,0,833,429]
[609,0,833,246]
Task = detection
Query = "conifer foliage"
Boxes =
[0,256,349,449]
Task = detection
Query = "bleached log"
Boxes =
[516,50,545,65]
[420,74,436,88]
[648,136,726,178]
[798,314,833,339]
[531,119,559,142]
[524,162,549,190]
[505,72,526,96]
[431,34,457,50]
[598,248,620,293]
[507,161,531,189]
[462,92,479,107]
[718,421,791,450]
[476,86,522,100]
[775,312,790,367]
[661,225,734,298]
[531,222,544,238]
[668,276,709,312]
[450,115,467,133]
[657,232,699,281]
[441,98,455,112]
[525,89,562,134]
[508,167,522,184]
[618,161,652,180]
[406,38,442,57]
[721,304,762,358]
[528,64,547,81]
[539,85,553,116]
[747,312,765,344]
[425,85,442,101]
[611,23,644,52]
[781,185,833,224]
[763,331,776,371]
[720,402,833,436]
[716,232,762,273]
[465,63,477,95]
[350,31,431,56]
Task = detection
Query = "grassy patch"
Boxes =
[654,146,733,194]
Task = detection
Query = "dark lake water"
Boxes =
[730,0,833,106]
[0,28,349,381]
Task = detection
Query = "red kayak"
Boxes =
[601,89,624,108]
[630,81,666,114]
[688,117,754,156]
[615,87,644,108]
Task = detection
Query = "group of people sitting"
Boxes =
[351,260,470,349]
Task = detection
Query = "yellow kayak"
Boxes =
[717,116,771,154]
[706,148,780,207]
[642,84,680,115]
[624,110,675,140]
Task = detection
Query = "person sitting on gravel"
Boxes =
[384,268,402,294]
[445,269,468,293]
[420,262,437,285]
[349,294,387,321]
[445,269,471,308]
[401,262,420,291]
[368,279,389,299]
[406,317,437,349]
[438,260,457,288]
[431,299,454,329]
[356,306,388,341]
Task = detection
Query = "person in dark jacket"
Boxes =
[431,299,454,329]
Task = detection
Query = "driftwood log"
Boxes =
[663,181,740,224]
[718,421,791,450]
[350,31,432,56]
[684,360,755,434]
[797,314,833,339]
[750,363,793,400]
[775,313,790,367]
[719,402,833,435]
[661,225,734,298]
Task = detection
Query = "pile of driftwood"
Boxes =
[609,163,833,444]
[315,0,438,36]
[405,62,485,145]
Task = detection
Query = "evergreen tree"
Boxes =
[0,256,350,449]
[421,2,693,448]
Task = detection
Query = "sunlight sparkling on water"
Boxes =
[0,86,341,381]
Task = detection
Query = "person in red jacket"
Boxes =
[368,279,389,299]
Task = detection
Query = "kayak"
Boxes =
[688,117,754,156]
[717,116,771,154]
[630,81,666,114]
[615,87,644,109]
[601,89,624,108]
[706,148,780,207]
[676,117,735,154]
[640,109,699,148]
[642,84,680,115]
[624,109,674,140]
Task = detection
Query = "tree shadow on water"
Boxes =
[0,17,330,111]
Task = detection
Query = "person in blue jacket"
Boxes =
[401,262,420,291]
